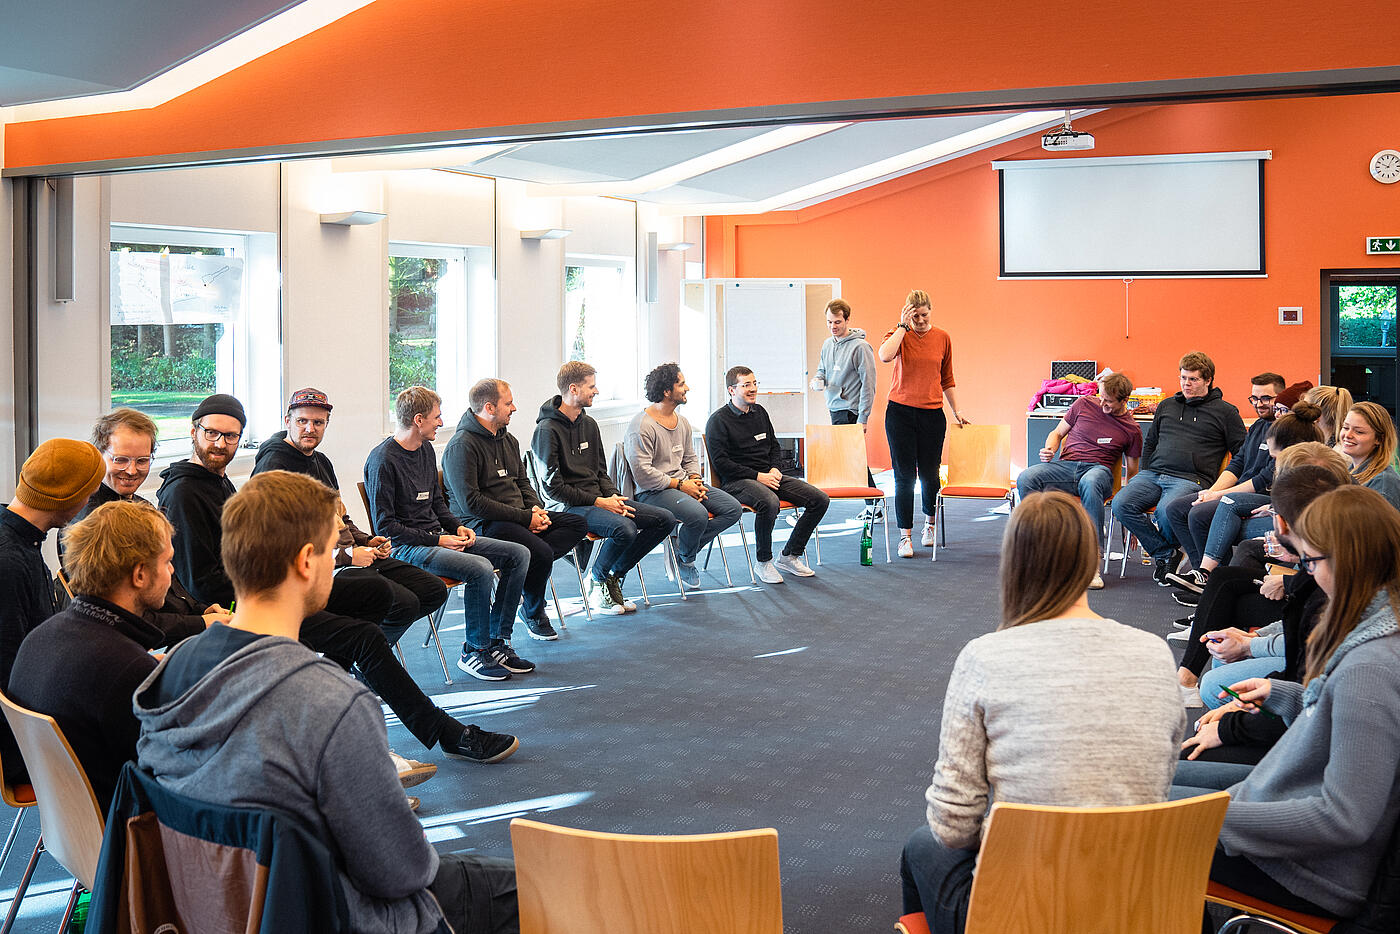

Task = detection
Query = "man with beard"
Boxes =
[159,393,517,766]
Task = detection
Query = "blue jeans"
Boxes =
[395,536,530,652]
[1170,759,1256,799]
[1016,460,1113,533]
[1163,492,1272,568]
[899,824,977,929]
[1110,469,1202,561]
[564,500,677,581]
[635,486,743,565]
[1199,656,1283,710]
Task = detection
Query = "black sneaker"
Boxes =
[1172,615,1194,629]
[1152,549,1183,587]
[487,641,536,674]
[1172,590,1200,607]
[604,574,637,612]
[519,608,558,641]
[1165,568,1209,593]
[457,649,511,681]
[441,724,519,764]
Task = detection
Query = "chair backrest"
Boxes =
[609,442,638,499]
[945,425,1012,490]
[511,817,783,934]
[699,434,722,489]
[356,480,376,536]
[804,423,869,487]
[0,690,105,890]
[964,792,1230,934]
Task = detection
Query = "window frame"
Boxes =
[563,253,638,407]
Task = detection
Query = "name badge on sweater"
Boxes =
[755,432,768,440]
[1097,437,1112,445]
[497,468,509,477]
[415,491,430,501]
[579,441,589,450]
[672,445,682,453]
[1259,443,1269,451]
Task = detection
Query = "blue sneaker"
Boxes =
[675,559,700,587]
[457,649,511,681]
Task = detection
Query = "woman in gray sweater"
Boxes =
[1174,485,1400,920]
[899,491,1184,932]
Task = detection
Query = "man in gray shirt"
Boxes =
[812,299,880,515]
[624,363,742,586]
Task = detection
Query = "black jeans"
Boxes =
[480,513,588,620]
[298,611,461,751]
[724,476,830,563]
[429,853,519,934]
[331,558,450,646]
[830,408,876,500]
[1180,567,1285,677]
[884,400,946,530]
[1204,848,1339,929]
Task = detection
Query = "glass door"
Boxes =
[1330,280,1400,416]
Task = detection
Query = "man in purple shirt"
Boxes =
[1015,372,1142,588]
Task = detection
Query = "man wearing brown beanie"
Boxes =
[0,438,104,782]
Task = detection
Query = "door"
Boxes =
[1328,277,1400,417]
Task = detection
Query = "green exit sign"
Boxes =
[1368,237,1400,254]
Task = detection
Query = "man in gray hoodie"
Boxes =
[812,299,880,513]
[134,470,518,934]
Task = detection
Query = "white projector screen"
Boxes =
[994,152,1268,277]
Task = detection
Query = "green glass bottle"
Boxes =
[860,519,873,566]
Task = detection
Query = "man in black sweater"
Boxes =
[443,378,586,641]
[705,365,829,585]
[253,387,447,645]
[8,501,176,811]
[159,393,515,764]
[1110,350,1246,586]
[530,362,675,616]
[0,439,105,783]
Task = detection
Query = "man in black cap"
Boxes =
[159,393,517,765]
[254,387,448,646]
[1,438,105,782]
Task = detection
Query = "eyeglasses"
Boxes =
[106,455,152,470]
[1298,553,1330,573]
[736,381,760,389]
[196,424,242,444]
[1248,395,1277,405]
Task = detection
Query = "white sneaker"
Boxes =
[775,553,816,577]
[1089,572,1104,590]
[920,522,936,547]
[898,536,914,558]
[586,577,625,616]
[1180,685,1204,708]
[1166,628,1191,642]
[756,560,785,584]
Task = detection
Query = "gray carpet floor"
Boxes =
[1,498,1194,932]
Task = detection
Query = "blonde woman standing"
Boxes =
[878,289,970,558]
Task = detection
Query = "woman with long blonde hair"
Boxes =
[1173,485,1400,921]
[900,492,1181,932]
[1303,385,1352,447]
[1339,401,1400,508]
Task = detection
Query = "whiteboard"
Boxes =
[994,152,1267,276]
[723,281,806,391]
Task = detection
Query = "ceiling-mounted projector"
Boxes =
[1041,128,1095,152]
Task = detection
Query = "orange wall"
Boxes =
[6,0,1398,171]
[708,93,1400,469]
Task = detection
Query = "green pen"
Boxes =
[1218,684,1280,719]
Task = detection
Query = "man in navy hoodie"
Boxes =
[1110,351,1246,586]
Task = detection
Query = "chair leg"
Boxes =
[393,642,407,667]
[702,538,714,571]
[426,601,453,685]
[1215,917,1302,934]
[813,520,822,565]
[1102,512,1115,574]
[0,838,44,934]
[0,806,27,876]
[716,536,733,586]
[882,496,892,563]
[737,513,757,583]
[55,881,81,934]
[667,537,687,601]
[931,494,942,562]
[635,564,651,607]
[548,578,566,629]
[571,547,594,622]
[1120,531,1133,579]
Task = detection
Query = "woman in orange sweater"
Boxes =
[878,289,969,558]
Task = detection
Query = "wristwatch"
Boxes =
[895,323,908,331]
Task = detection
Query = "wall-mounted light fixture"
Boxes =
[319,210,386,226]
[658,241,695,252]
[519,228,572,240]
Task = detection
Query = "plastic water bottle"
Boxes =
[860,519,874,566]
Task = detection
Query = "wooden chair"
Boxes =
[699,435,812,579]
[0,691,107,934]
[0,748,38,929]
[357,480,454,683]
[805,422,890,563]
[1206,883,1337,933]
[696,435,756,584]
[932,425,1012,562]
[510,817,782,934]
[894,793,1230,934]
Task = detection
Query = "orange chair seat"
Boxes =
[940,485,1011,498]
[1205,882,1337,933]
[894,912,931,934]
[11,783,35,805]
[820,486,885,498]
[739,501,798,511]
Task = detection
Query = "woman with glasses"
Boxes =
[1172,485,1400,922]
[1339,401,1400,509]
[899,491,1182,932]
[878,289,970,559]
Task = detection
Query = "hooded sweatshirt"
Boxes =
[133,625,446,934]
[816,327,878,423]
[1139,386,1246,485]
[252,431,340,489]
[441,411,541,529]
[156,460,238,607]
[530,396,616,507]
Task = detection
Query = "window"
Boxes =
[388,243,493,425]
[564,256,636,402]
[1334,284,1399,350]
[109,226,277,452]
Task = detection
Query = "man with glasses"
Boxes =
[1110,351,1247,587]
[160,393,517,766]
[705,365,829,584]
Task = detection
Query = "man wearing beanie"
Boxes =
[0,438,104,782]
[159,394,516,765]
